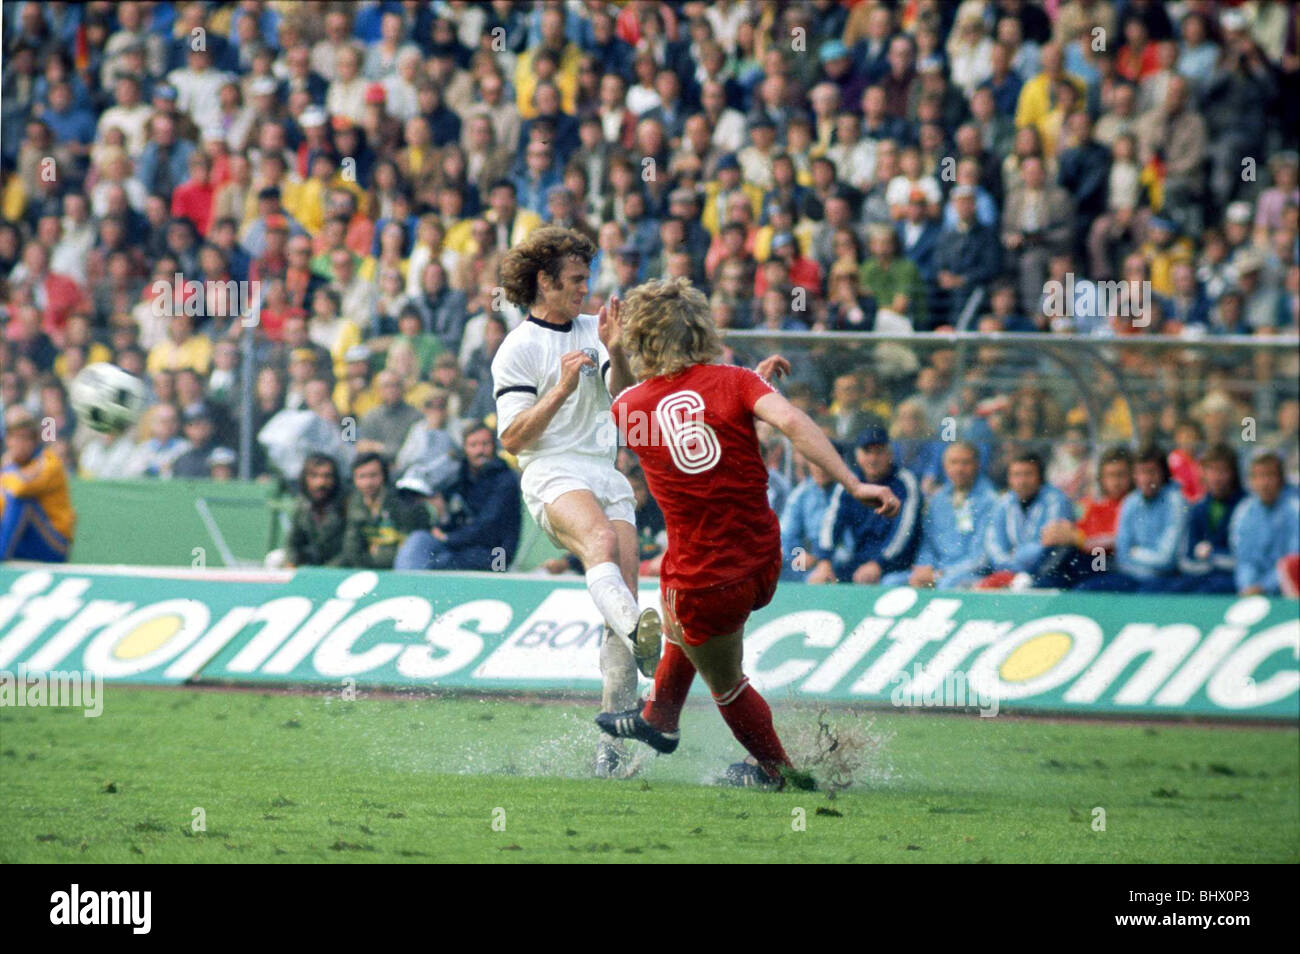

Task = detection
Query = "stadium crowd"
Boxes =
[0,0,1296,588]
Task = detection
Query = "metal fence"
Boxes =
[721,330,1300,486]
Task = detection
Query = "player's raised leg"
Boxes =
[544,489,660,681]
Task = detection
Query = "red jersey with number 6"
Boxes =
[612,363,782,590]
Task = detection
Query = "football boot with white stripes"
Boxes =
[595,707,680,754]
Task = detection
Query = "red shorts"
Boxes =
[662,556,782,646]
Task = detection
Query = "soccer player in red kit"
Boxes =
[596,278,900,788]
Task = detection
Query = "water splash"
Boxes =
[776,699,895,794]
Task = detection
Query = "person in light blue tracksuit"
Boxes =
[1230,452,1300,595]
[779,458,835,580]
[1078,445,1190,592]
[983,450,1075,577]
[883,441,997,589]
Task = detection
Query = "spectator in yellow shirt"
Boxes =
[308,285,363,382]
[54,316,113,382]
[1138,216,1194,297]
[333,345,381,420]
[701,154,765,237]
[1014,43,1087,134]
[1,408,76,562]
[283,152,338,237]
[514,8,581,119]
[146,313,213,376]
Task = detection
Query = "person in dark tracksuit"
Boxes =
[1171,444,1244,593]
[394,423,521,571]
[809,425,921,584]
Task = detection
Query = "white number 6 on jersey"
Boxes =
[655,391,721,474]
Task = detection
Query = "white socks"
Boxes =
[584,562,640,638]
[599,625,638,712]
[586,561,640,713]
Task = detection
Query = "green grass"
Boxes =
[1,686,1296,863]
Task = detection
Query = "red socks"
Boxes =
[641,640,695,732]
[713,678,791,779]
[643,646,793,781]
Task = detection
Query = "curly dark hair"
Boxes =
[299,452,341,502]
[498,226,596,309]
[1134,444,1171,482]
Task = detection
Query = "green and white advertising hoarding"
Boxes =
[0,565,1296,720]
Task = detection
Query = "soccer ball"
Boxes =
[69,363,148,434]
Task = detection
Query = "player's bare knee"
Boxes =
[704,672,747,701]
[695,661,744,698]
[582,521,619,567]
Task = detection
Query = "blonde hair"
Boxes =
[620,277,723,379]
[890,397,933,439]
[4,406,39,438]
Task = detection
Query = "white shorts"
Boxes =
[521,453,636,546]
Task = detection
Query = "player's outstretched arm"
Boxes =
[499,350,594,455]
[753,391,901,517]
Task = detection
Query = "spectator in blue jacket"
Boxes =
[779,454,835,581]
[135,112,195,198]
[578,7,632,81]
[889,397,945,493]
[513,142,563,217]
[930,185,1001,327]
[1080,445,1191,591]
[899,191,945,282]
[393,423,521,572]
[1230,451,1300,595]
[809,425,921,584]
[982,450,1074,579]
[1173,444,1244,593]
[39,81,96,153]
[1164,261,1213,329]
[886,441,997,589]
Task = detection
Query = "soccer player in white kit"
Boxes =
[491,227,662,777]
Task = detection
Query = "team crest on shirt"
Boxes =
[580,347,599,376]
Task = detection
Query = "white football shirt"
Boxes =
[491,313,618,471]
